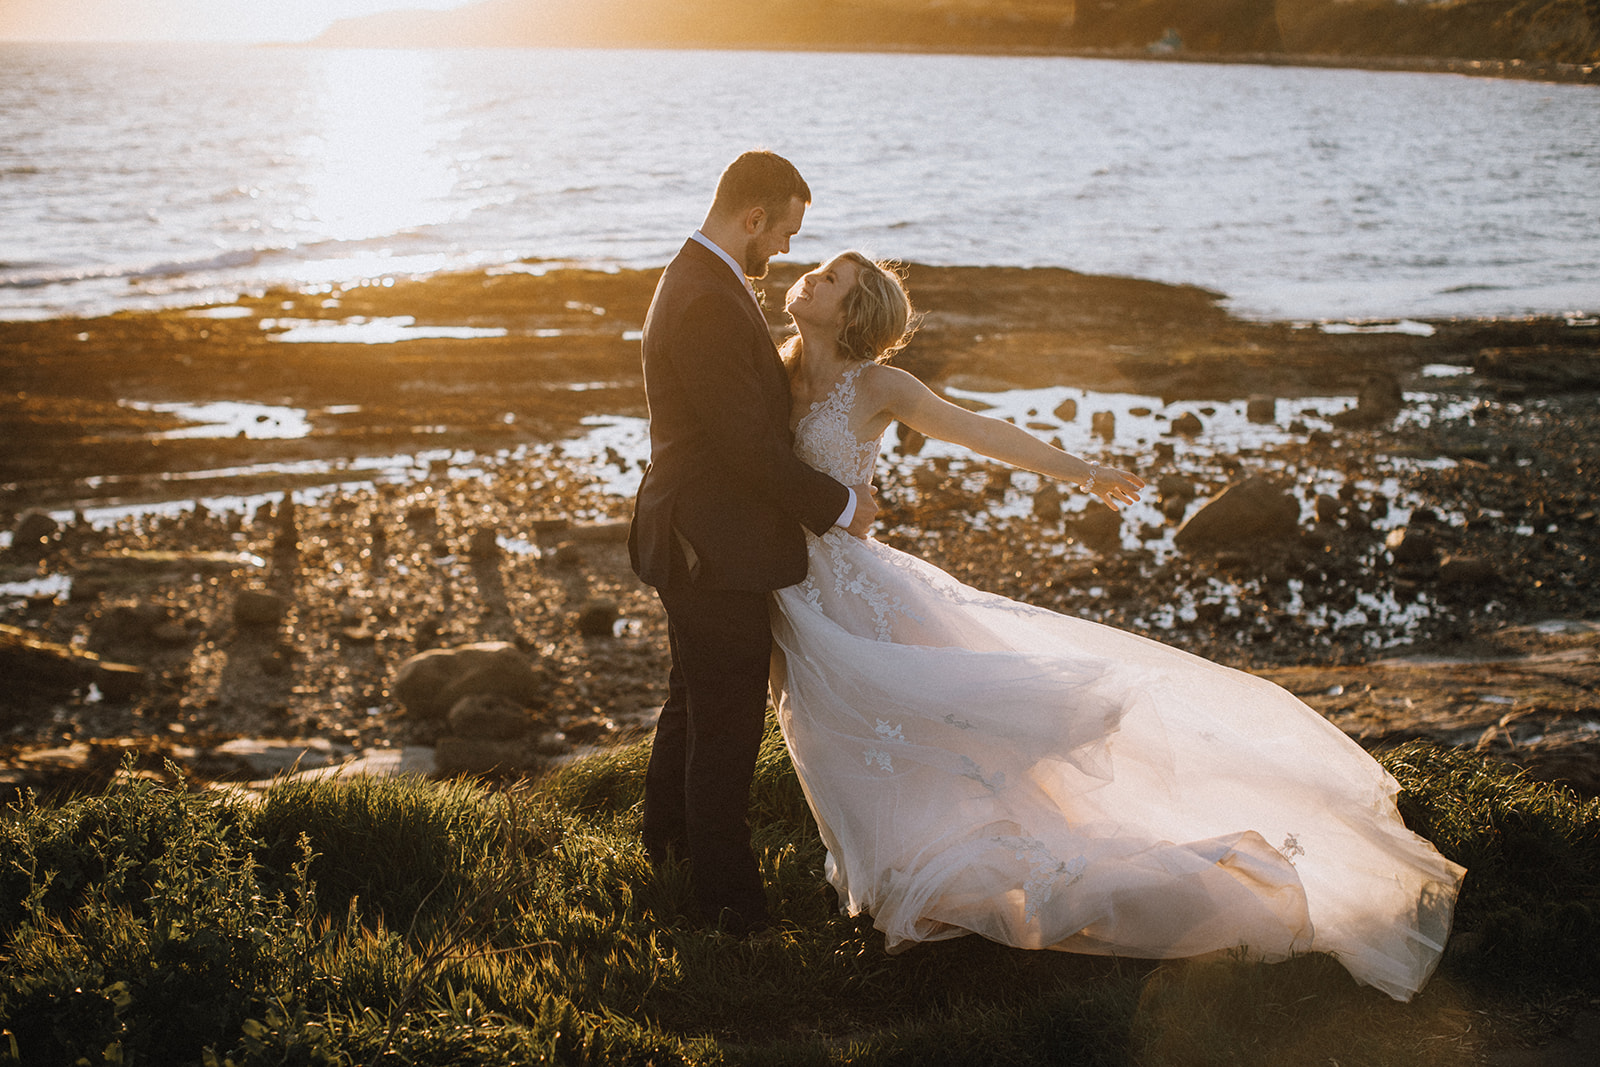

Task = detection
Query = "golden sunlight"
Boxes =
[0,0,483,43]
[301,51,460,243]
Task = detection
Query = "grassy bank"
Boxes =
[2,728,1596,1065]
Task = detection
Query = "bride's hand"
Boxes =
[844,482,879,539]
[1084,466,1144,511]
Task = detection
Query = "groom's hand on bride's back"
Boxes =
[844,483,879,539]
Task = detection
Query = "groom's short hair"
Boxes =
[711,150,811,221]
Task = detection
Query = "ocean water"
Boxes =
[2,43,1597,323]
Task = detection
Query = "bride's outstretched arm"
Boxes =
[867,365,1145,509]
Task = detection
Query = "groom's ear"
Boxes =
[742,205,768,235]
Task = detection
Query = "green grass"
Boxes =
[0,732,1594,1066]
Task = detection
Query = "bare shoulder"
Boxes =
[859,363,925,403]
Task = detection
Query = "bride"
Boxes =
[767,251,1464,1002]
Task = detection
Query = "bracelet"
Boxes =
[1081,464,1099,495]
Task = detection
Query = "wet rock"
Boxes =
[1157,475,1196,501]
[1091,411,1116,440]
[1314,494,1343,524]
[89,602,172,652]
[1170,411,1204,437]
[1032,481,1062,522]
[392,640,546,721]
[1385,526,1440,565]
[1174,477,1301,552]
[575,598,619,637]
[1478,346,1600,391]
[1438,555,1499,588]
[1157,477,1196,523]
[405,503,438,531]
[1246,395,1276,424]
[235,587,287,627]
[895,421,926,455]
[273,499,300,556]
[434,736,527,777]
[446,692,534,740]
[1330,373,1404,428]
[9,510,59,558]
[1076,507,1123,552]
[468,527,500,559]
[2,622,140,696]
[1053,398,1078,422]
[96,661,145,701]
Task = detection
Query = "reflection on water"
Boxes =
[0,574,73,600]
[1317,319,1436,336]
[122,400,313,440]
[261,316,507,343]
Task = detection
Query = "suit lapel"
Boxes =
[678,239,790,427]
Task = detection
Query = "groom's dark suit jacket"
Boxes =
[629,238,848,592]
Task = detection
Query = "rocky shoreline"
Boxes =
[2,263,1597,799]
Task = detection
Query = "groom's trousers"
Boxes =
[642,543,773,934]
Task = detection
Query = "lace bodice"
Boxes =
[793,363,881,484]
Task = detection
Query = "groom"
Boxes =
[629,150,877,935]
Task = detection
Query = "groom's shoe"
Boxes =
[711,907,774,941]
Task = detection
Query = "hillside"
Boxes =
[311,0,1600,70]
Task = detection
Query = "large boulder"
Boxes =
[1330,374,1405,429]
[447,693,536,740]
[1175,477,1302,552]
[392,641,545,721]
[9,511,59,558]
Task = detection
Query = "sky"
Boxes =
[0,0,485,42]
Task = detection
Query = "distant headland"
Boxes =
[309,0,1599,84]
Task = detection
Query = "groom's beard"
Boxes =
[742,236,770,279]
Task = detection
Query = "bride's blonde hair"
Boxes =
[785,252,918,365]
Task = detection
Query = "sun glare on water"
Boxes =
[298,52,462,244]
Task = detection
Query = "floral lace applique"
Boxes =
[864,748,895,772]
[994,834,1088,924]
[959,756,1006,794]
[1280,833,1305,863]
[806,533,915,641]
[793,363,879,485]
[943,714,974,730]
[864,718,907,772]
[792,365,917,640]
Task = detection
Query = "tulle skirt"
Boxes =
[768,529,1463,1001]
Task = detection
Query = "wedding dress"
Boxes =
[767,363,1464,1001]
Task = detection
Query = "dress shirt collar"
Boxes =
[690,229,748,283]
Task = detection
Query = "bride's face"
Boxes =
[786,257,860,328]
